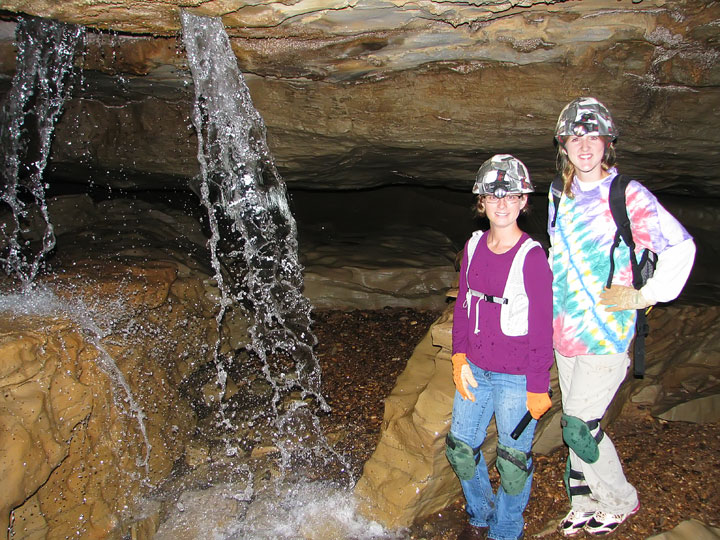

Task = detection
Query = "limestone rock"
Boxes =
[646,519,720,540]
[0,2,718,195]
[0,322,91,536]
[301,224,457,310]
[0,195,243,539]
[356,300,720,528]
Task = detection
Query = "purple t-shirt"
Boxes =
[452,231,553,393]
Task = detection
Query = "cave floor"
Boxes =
[313,308,720,540]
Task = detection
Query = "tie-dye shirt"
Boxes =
[547,169,692,356]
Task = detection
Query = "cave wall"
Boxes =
[0,0,718,195]
[0,1,719,536]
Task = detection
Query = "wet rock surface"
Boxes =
[0,266,216,539]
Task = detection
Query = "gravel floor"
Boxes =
[313,308,720,539]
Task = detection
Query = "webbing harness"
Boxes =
[464,231,539,336]
[567,465,592,498]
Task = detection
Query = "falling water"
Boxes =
[180,11,340,472]
[0,15,152,473]
[0,17,85,287]
[0,13,386,538]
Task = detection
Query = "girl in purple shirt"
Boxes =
[447,155,553,540]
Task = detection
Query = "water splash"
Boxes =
[0,284,152,471]
[180,12,341,476]
[0,17,85,287]
[153,480,404,540]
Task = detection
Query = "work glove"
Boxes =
[451,353,478,401]
[526,391,552,420]
[599,284,654,312]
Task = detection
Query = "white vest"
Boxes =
[463,230,540,337]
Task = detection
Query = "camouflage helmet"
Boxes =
[472,154,534,197]
[555,97,617,141]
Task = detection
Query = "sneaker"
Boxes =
[559,509,595,537]
[584,503,640,536]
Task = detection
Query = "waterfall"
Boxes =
[0,16,85,287]
[180,12,344,478]
[0,14,153,480]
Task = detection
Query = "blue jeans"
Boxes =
[449,364,536,540]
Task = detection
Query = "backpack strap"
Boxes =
[550,174,563,228]
[606,174,648,379]
[607,174,642,289]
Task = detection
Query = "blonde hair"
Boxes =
[555,137,617,198]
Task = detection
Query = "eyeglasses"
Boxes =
[483,194,523,204]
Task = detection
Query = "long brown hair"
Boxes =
[556,137,617,198]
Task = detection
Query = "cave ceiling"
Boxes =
[0,0,718,196]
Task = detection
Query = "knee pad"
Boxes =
[445,432,480,481]
[561,414,604,464]
[496,442,533,496]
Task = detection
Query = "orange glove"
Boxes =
[452,353,478,401]
[526,391,552,420]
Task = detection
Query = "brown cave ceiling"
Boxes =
[0,0,717,195]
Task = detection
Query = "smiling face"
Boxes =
[482,193,528,229]
[563,134,610,182]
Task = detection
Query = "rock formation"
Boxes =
[0,195,239,539]
[0,1,718,194]
[0,0,718,537]
[355,294,720,528]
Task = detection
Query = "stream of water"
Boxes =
[0,13,391,539]
[0,16,85,287]
[180,11,340,470]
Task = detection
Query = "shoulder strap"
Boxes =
[503,237,541,299]
[465,230,485,289]
[550,174,563,228]
[606,174,642,289]
[606,174,648,379]
[466,230,484,265]
[608,174,635,252]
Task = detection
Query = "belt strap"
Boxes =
[468,289,508,305]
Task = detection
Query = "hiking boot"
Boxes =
[584,503,640,536]
[558,509,595,537]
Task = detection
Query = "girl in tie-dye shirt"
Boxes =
[548,97,695,538]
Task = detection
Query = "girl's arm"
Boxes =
[626,180,696,304]
[640,238,695,304]
[523,246,554,393]
[452,240,471,355]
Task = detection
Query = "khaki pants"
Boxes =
[555,351,639,514]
